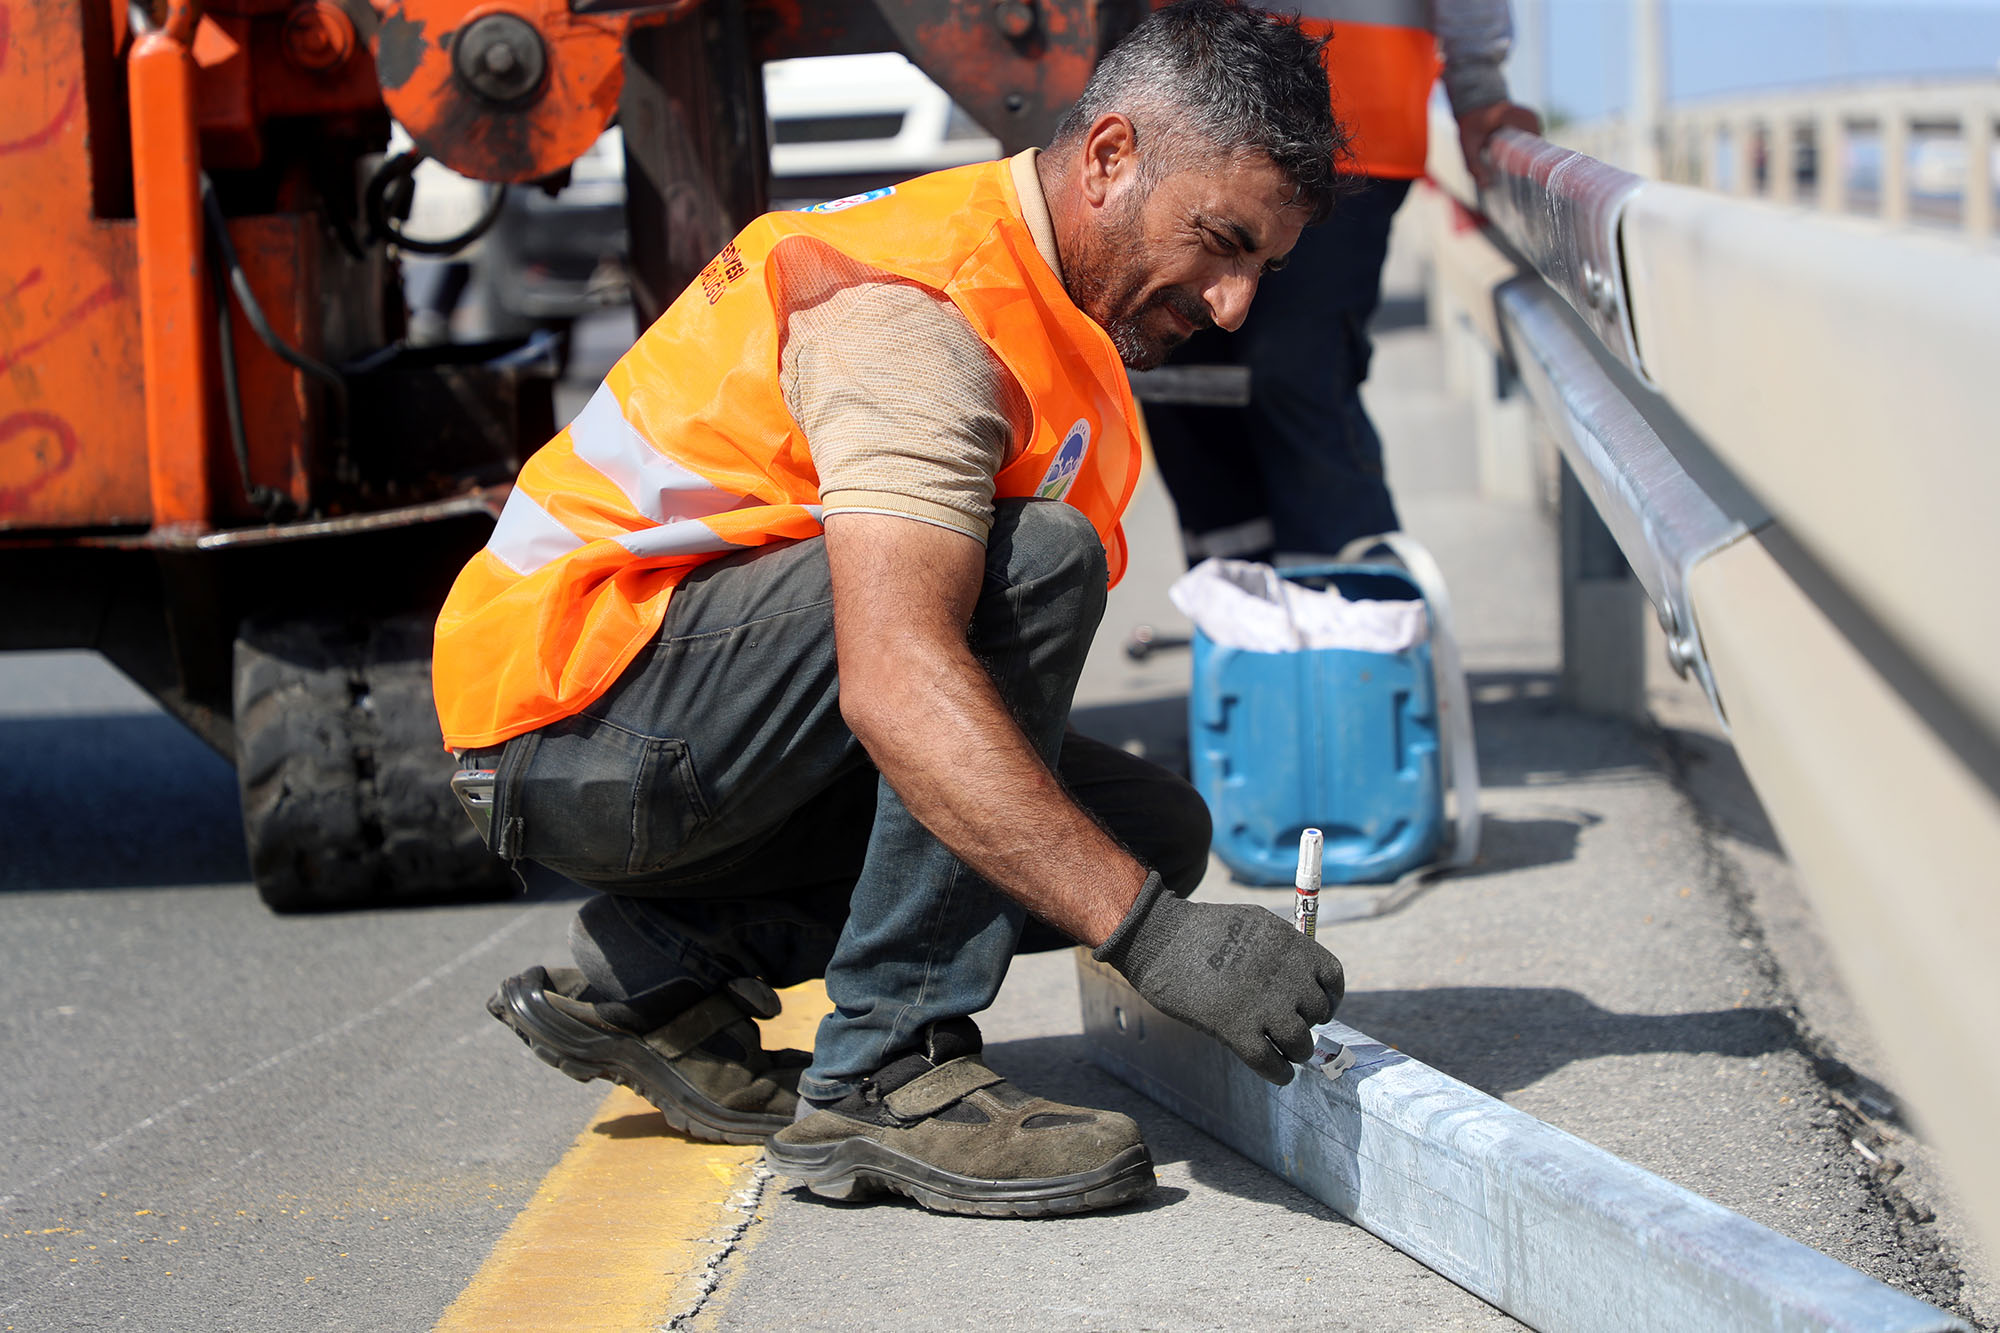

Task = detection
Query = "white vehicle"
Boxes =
[764,52,1003,207]
[405,52,1002,337]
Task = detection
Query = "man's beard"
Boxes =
[1065,196,1212,370]
[1104,286,1212,370]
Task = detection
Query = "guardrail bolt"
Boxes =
[1579,261,1619,313]
[1667,634,1699,678]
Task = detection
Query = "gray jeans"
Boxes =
[480,499,1210,1100]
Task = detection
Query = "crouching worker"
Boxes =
[432,0,1348,1218]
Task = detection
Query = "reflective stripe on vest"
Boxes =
[1259,0,1442,179]
[434,159,1142,750]
[482,382,768,577]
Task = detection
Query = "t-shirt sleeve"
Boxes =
[778,270,1032,544]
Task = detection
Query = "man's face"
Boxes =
[1066,146,1309,370]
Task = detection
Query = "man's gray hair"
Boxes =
[1051,0,1349,222]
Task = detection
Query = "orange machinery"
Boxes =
[0,0,1144,909]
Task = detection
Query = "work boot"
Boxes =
[485,965,809,1144]
[765,1018,1154,1217]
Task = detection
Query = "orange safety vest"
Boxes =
[434,159,1143,751]
[1286,0,1443,180]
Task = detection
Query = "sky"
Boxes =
[1523,0,2000,123]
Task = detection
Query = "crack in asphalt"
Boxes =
[666,1160,775,1330]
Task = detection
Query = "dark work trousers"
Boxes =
[479,499,1212,1102]
[1145,175,1412,565]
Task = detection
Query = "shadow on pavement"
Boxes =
[1337,986,1798,1097]
[976,994,1790,1217]
[1467,672,1667,790]
[0,713,249,891]
[768,1176,1195,1218]
[1457,810,1599,877]
[1658,723,1785,856]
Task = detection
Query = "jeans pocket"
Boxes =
[508,716,712,880]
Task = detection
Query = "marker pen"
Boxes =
[1294,827,1322,940]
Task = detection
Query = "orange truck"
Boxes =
[0,0,1141,909]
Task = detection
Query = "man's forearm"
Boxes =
[824,510,1147,947]
[845,635,1146,947]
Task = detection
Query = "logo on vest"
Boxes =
[698,242,748,305]
[798,187,898,215]
[1036,418,1092,501]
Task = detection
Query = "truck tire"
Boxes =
[234,616,515,912]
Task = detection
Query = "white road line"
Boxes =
[0,910,541,1211]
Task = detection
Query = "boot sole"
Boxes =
[764,1136,1156,1218]
[486,967,790,1145]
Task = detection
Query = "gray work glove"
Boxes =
[1093,872,1345,1085]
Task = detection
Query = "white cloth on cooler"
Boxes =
[1167,558,1428,654]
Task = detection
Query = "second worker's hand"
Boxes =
[1456,99,1544,188]
[1092,873,1346,1085]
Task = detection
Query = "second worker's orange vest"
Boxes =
[1289,0,1443,179]
[433,159,1143,751]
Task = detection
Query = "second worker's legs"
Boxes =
[1145,175,1411,564]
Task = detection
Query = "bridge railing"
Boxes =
[1559,78,2000,240]
[1411,111,2000,1256]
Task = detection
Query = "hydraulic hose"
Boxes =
[364,150,507,257]
[198,172,350,435]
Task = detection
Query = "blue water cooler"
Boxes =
[1189,562,1458,886]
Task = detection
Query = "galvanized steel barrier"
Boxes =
[1079,957,1967,1333]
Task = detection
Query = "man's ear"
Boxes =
[1079,112,1139,209]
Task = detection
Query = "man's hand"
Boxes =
[1456,100,1543,188]
[1093,873,1345,1085]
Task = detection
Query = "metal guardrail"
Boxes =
[1419,116,2000,1264]
[1492,278,1744,721]
[1476,134,1648,380]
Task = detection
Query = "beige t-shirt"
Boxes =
[775,151,1064,544]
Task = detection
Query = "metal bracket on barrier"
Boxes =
[1478,130,1652,387]
[1495,279,1748,724]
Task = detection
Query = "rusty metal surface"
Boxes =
[0,0,152,531]
[621,7,768,323]
[191,9,382,168]
[871,0,1146,153]
[745,0,898,62]
[371,0,646,182]
[129,25,215,532]
[190,486,508,547]
[46,485,512,548]
[220,214,335,523]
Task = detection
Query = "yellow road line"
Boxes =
[435,982,831,1333]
